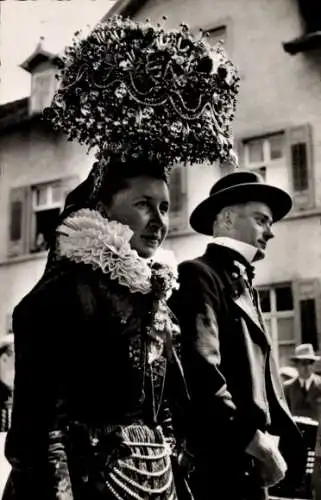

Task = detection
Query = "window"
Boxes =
[288,125,312,209]
[297,280,319,351]
[244,132,285,167]
[292,143,308,191]
[31,182,64,253]
[8,176,79,257]
[30,69,58,114]
[241,124,313,211]
[258,280,320,366]
[258,284,295,366]
[168,166,188,234]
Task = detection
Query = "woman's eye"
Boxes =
[136,200,148,208]
[160,204,169,215]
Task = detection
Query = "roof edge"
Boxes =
[101,0,148,20]
[20,40,61,73]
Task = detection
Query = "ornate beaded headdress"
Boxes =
[45,15,240,194]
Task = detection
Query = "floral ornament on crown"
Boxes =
[44,16,240,171]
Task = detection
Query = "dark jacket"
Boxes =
[2,260,190,499]
[313,419,321,500]
[170,244,305,498]
[284,374,321,421]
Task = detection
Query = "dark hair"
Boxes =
[97,156,169,207]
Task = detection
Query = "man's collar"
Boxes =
[205,241,256,285]
[299,373,316,390]
[212,237,258,265]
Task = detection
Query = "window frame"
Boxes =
[258,283,295,361]
[32,182,64,212]
[237,123,314,213]
[243,132,285,169]
[8,176,79,258]
[258,278,321,364]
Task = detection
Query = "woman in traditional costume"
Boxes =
[2,16,239,500]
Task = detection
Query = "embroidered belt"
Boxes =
[103,424,177,500]
[65,421,177,499]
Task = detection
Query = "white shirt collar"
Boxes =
[212,236,258,264]
[299,373,315,390]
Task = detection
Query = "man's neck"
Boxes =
[212,236,258,265]
[299,373,315,390]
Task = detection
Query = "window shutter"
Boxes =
[286,124,313,210]
[297,279,320,351]
[8,187,30,257]
[168,166,188,233]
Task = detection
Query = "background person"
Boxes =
[284,343,321,421]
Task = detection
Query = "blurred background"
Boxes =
[1,0,321,372]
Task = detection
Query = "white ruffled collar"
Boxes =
[57,208,178,296]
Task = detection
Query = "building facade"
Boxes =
[1,0,321,368]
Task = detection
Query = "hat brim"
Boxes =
[190,183,293,235]
[291,355,321,361]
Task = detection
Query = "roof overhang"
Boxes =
[101,0,149,20]
[20,47,61,73]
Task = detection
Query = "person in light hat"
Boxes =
[170,170,305,500]
[284,344,321,421]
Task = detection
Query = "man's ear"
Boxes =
[222,207,234,229]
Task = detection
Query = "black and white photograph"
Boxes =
[1,0,321,499]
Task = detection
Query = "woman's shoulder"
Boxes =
[13,260,103,327]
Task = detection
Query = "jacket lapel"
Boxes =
[232,287,271,345]
[204,243,270,344]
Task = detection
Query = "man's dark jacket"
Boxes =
[170,243,305,499]
[284,374,321,421]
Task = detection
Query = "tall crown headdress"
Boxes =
[45,16,240,183]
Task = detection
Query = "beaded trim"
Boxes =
[104,424,176,499]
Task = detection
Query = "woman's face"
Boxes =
[105,176,170,258]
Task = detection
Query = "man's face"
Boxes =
[296,360,315,380]
[229,202,274,261]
